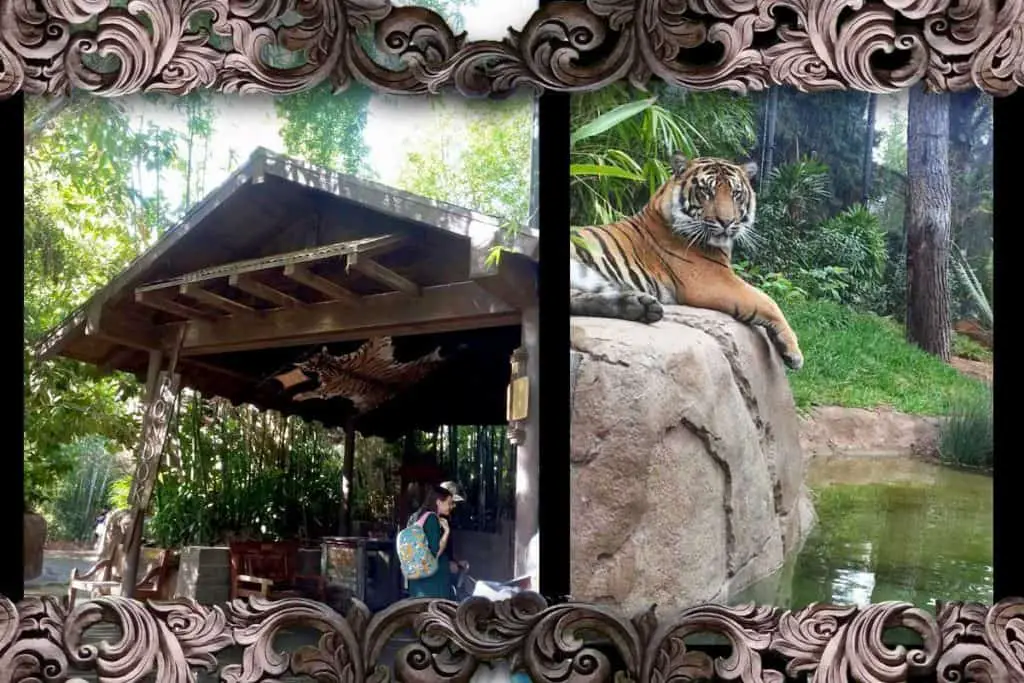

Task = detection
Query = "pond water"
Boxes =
[736,456,993,609]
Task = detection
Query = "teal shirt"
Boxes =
[405,512,452,599]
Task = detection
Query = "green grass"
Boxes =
[782,298,990,416]
[938,393,993,470]
[953,333,992,362]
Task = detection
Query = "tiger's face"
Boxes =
[660,153,758,251]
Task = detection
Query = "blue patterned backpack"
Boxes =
[396,512,439,580]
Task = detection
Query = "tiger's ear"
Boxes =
[669,152,688,177]
[741,161,758,180]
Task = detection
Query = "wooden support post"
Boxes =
[120,350,161,596]
[339,418,356,536]
[120,339,183,597]
[511,307,540,589]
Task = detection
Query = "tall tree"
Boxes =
[754,89,872,214]
[904,85,953,361]
[274,83,373,175]
[23,95,179,508]
[398,97,534,231]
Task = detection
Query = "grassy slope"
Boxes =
[782,299,989,416]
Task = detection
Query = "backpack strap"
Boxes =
[416,511,433,527]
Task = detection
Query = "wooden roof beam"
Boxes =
[229,273,301,309]
[134,234,403,295]
[135,291,220,321]
[174,280,520,356]
[179,283,256,316]
[283,264,360,305]
[346,252,421,296]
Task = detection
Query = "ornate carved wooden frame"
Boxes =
[1,0,1021,97]
[4,0,1022,681]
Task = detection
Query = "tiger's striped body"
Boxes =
[570,153,804,371]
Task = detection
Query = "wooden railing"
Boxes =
[1,594,1022,681]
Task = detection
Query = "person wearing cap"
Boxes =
[439,480,470,593]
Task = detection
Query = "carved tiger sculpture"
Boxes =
[569,152,804,371]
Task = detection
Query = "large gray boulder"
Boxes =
[570,306,815,614]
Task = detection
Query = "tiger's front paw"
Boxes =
[782,349,804,371]
[626,292,663,324]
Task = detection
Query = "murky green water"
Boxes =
[737,456,993,609]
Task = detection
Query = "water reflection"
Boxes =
[737,456,993,609]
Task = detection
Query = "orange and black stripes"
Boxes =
[573,220,668,299]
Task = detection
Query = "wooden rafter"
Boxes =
[134,235,402,295]
[347,252,421,296]
[228,274,300,308]
[175,280,520,356]
[179,284,256,316]
[283,264,359,304]
[135,291,220,321]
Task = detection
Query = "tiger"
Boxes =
[569,152,804,371]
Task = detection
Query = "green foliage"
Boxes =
[274,82,373,176]
[791,266,852,304]
[735,156,832,272]
[148,395,346,546]
[570,83,756,226]
[781,298,989,415]
[23,94,169,510]
[398,96,534,232]
[757,156,833,228]
[736,161,888,310]
[950,243,993,328]
[46,436,126,542]
[108,475,132,511]
[938,393,993,470]
[952,334,992,362]
[755,89,874,214]
[732,262,808,303]
[870,110,908,237]
[810,205,888,307]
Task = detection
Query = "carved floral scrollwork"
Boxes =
[2,0,1023,98]
[3,594,1024,682]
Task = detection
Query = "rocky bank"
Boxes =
[569,306,815,615]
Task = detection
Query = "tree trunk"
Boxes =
[861,93,877,204]
[905,85,953,362]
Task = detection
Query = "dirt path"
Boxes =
[951,356,993,384]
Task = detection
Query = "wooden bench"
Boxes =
[67,548,179,608]
[228,540,325,601]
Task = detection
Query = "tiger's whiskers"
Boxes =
[736,225,765,250]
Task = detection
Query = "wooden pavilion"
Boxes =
[35,148,541,599]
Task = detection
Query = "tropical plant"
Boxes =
[570,84,756,227]
[950,242,993,329]
[734,157,832,274]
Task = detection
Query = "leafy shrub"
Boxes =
[952,334,992,362]
[790,266,851,303]
[809,205,887,306]
[739,156,832,273]
[733,261,808,302]
[937,394,993,470]
[741,161,891,312]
